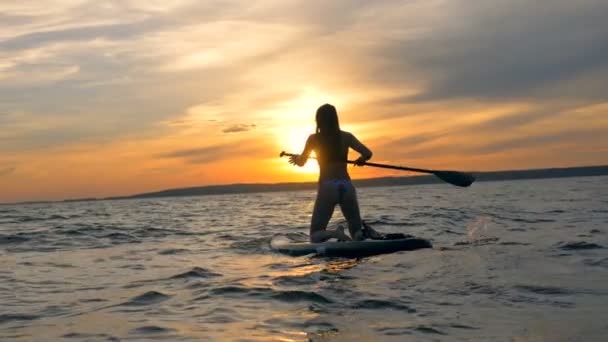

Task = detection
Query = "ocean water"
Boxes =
[2,176,608,341]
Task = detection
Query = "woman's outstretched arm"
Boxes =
[289,134,315,167]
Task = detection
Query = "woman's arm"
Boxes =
[348,132,372,164]
[289,134,315,167]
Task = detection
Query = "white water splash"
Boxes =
[467,216,491,243]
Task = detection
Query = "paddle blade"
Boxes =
[433,170,476,187]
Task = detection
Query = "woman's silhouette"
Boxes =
[289,104,373,242]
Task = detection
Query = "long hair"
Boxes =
[315,104,343,161]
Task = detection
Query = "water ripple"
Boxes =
[557,241,603,250]
[352,298,416,312]
[169,267,222,280]
[121,291,171,306]
[62,333,119,341]
[271,290,333,304]
[0,313,39,324]
[129,326,176,335]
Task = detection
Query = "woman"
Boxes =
[289,104,373,243]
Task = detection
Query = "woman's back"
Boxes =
[313,131,371,181]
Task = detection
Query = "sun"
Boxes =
[295,157,319,174]
[281,127,319,174]
[270,86,349,176]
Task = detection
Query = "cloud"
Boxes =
[0,12,34,26]
[222,124,256,133]
[0,109,163,153]
[473,128,608,155]
[382,131,448,151]
[0,124,101,153]
[158,138,269,164]
[0,2,317,152]
[374,0,608,101]
[0,63,80,85]
[159,145,228,164]
[0,167,16,176]
[454,103,580,137]
[470,109,558,133]
[0,19,169,51]
[381,100,608,160]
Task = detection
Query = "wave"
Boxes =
[377,325,447,336]
[0,234,30,244]
[557,241,604,250]
[4,223,205,252]
[273,274,319,286]
[498,241,531,246]
[158,248,190,255]
[229,237,273,254]
[169,267,222,280]
[121,291,171,306]
[5,214,72,223]
[199,285,332,304]
[62,333,120,341]
[583,257,608,267]
[271,290,333,304]
[0,313,39,324]
[351,299,416,312]
[413,326,447,335]
[129,326,176,335]
[514,285,573,295]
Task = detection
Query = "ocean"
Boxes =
[2,176,607,341]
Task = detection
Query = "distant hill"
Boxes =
[3,165,606,205]
[105,165,608,201]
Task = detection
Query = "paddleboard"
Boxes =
[270,235,432,257]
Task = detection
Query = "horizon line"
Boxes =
[2,164,607,206]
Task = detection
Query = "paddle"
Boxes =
[280,151,475,187]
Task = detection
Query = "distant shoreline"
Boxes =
[4,165,608,206]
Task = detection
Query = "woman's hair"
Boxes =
[315,104,340,136]
[315,104,343,161]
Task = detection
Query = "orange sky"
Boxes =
[1,1,607,203]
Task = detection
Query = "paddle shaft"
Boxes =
[280,150,476,187]
[280,151,434,174]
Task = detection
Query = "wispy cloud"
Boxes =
[0,19,169,51]
[473,128,607,155]
[223,124,256,133]
[0,167,16,177]
[374,0,608,101]
[159,145,229,164]
[158,138,270,165]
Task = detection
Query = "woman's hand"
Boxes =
[288,154,300,166]
[354,156,368,166]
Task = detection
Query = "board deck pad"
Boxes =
[271,235,432,257]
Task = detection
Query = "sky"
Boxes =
[1,0,607,203]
